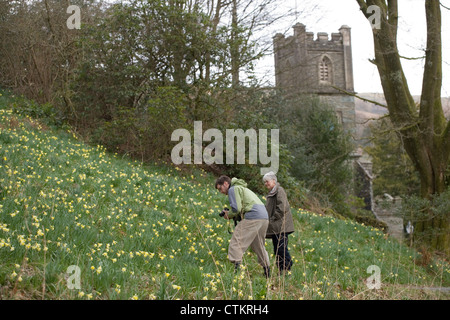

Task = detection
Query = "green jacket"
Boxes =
[227,178,268,220]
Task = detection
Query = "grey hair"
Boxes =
[263,171,277,182]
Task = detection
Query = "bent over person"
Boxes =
[263,171,294,273]
[215,176,270,278]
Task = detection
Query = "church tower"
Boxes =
[273,23,374,212]
[273,23,356,133]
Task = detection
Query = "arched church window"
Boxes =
[319,56,333,84]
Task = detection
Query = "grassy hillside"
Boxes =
[0,91,449,300]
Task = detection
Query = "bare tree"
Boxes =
[356,0,449,255]
[0,0,103,109]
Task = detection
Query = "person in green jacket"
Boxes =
[215,176,270,278]
[263,171,294,273]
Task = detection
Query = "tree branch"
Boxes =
[359,113,390,125]
[420,0,443,132]
[387,0,398,42]
[44,0,55,37]
[400,55,426,60]
[356,0,369,15]
[443,121,450,161]
[331,86,388,109]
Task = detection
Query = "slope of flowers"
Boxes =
[0,108,231,299]
[0,102,449,300]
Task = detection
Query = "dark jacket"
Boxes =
[265,183,295,237]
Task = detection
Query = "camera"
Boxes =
[219,207,229,217]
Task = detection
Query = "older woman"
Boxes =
[263,171,294,273]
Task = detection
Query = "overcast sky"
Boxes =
[256,0,450,97]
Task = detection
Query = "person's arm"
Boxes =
[274,187,288,220]
[227,186,242,219]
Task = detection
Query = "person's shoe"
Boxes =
[234,262,241,273]
[263,266,271,279]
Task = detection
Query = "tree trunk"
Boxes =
[231,0,240,88]
[205,0,223,84]
[356,0,449,255]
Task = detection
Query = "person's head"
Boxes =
[263,171,277,190]
[215,175,231,195]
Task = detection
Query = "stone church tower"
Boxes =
[273,23,356,133]
[273,23,374,212]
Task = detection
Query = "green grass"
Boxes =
[0,91,449,300]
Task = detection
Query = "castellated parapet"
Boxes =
[273,23,354,95]
[273,23,356,133]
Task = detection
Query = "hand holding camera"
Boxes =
[219,207,229,218]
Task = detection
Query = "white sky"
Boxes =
[255,0,450,97]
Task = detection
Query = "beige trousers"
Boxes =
[228,219,270,267]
